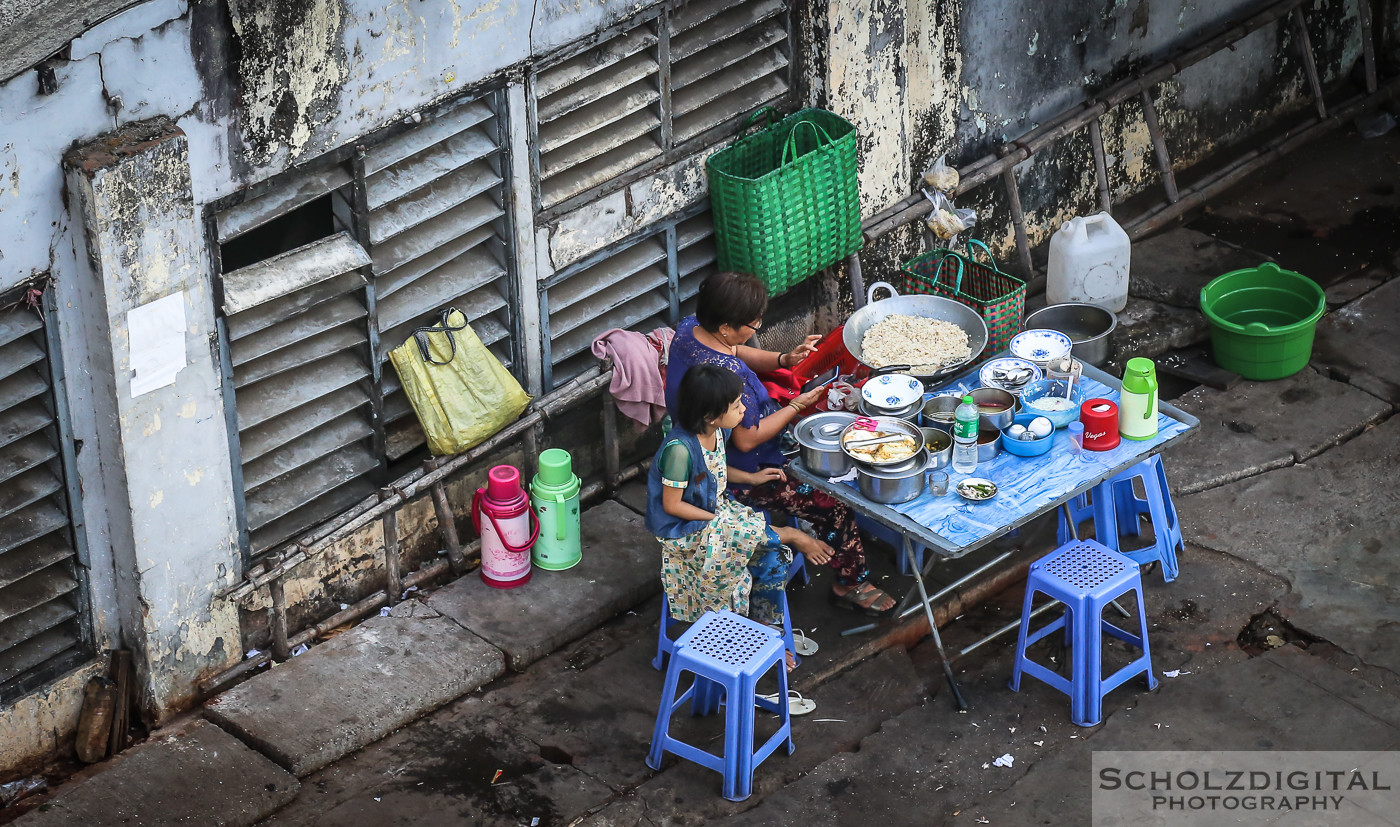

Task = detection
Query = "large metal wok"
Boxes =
[843,282,988,386]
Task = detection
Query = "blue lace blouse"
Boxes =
[664,317,786,473]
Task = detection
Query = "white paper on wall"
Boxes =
[129,292,187,396]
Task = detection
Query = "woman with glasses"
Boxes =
[663,271,897,617]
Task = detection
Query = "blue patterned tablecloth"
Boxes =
[791,363,1198,558]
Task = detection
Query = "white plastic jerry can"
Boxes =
[1047,212,1132,313]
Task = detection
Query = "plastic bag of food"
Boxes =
[922,154,959,193]
[924,190,977,240]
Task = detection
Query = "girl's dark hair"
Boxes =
[694,271,769,333]
[676,364,744,433]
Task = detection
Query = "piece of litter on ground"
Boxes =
[401,586,419,599]
[971,722,980,728]
[373,797,381,802]
[813,718,848,723]
[491,769,503,785]
[245,649,261,659]
[1163,669,1191,677]
[340,603,349,610]
[993,754,1014,768]
[1033,741,1044,747]
[1070,735,1078,739]
[379,607,393,617]
[981,763,990,769]
[1039,725,1046,733]
[627,611,636,615]
[289,643,309,657]
[531,819,541,827]
[437,548,447,555]
[977,818,990,824]
[1008,727,1015,733]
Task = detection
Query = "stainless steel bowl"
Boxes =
[840,417,924,467]
[920,428,953,470]
[977,427,1002,462]
[971,387,1018,430]
[856,452,930,504]
[792,412,858,477]
[1024,302,1118,366]
[921,394,962,434]
[858,397,922,426]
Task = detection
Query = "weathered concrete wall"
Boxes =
[63,118,243,721]
[0,662,106,776]
[225,0,648,183]
[827,0,1369,278]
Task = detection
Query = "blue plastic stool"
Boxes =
[1008,539,1158,726]
[646,611,794,801]
[1058,455,1183,582]
[653,550,803,671]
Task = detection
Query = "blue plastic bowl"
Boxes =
[1001,413,1054,457]
[1019,379,1083,429]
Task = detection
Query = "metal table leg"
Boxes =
[904,535,969,711]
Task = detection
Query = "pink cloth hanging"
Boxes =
[591,327,674,429]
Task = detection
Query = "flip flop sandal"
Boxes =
[793,629,820,657]
[758,690,816,717]
[828,584,897,618]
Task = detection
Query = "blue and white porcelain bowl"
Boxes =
[1009,329,1073,366]
[862,373,924,409]
[978,357,1043,396]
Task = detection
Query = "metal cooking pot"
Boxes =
[970,387,1019,430]
[792,412,858,477]
[858,397,922,426]
[922,394,962,434]
[843,282,989,386]
[840,417,924,468]
[857,452,931,504]
[1024,302,1117,366]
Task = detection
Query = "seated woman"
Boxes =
[645,364,834,663]
[665,272,897,616]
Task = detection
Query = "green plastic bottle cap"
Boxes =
[536,448,574,486]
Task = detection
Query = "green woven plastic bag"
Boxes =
[898,240,1026,360]
[706,107,863,295]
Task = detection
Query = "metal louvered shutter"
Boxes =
[530,0,792,215]
[362,92,516,461]
[675,209,717,318]
[0,296,90,699]
[222,233,379,555]
[535,22,663,211]
[543,231,672,389]
[668,0,792,146]
[541,205,718,389]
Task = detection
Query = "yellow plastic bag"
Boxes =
[388,308,530,456]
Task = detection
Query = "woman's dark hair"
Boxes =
[694,271,769,333]
[675,364,745,433]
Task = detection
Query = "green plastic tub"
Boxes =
[1199,262,1325,380]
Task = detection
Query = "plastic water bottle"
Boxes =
[952,394,979,473]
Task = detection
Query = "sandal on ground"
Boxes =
[828,582,897,618]
[758,689,816,716]
[793,629,820,657]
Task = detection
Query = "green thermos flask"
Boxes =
[1119,357,1159,441]
[529,448,582,570]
